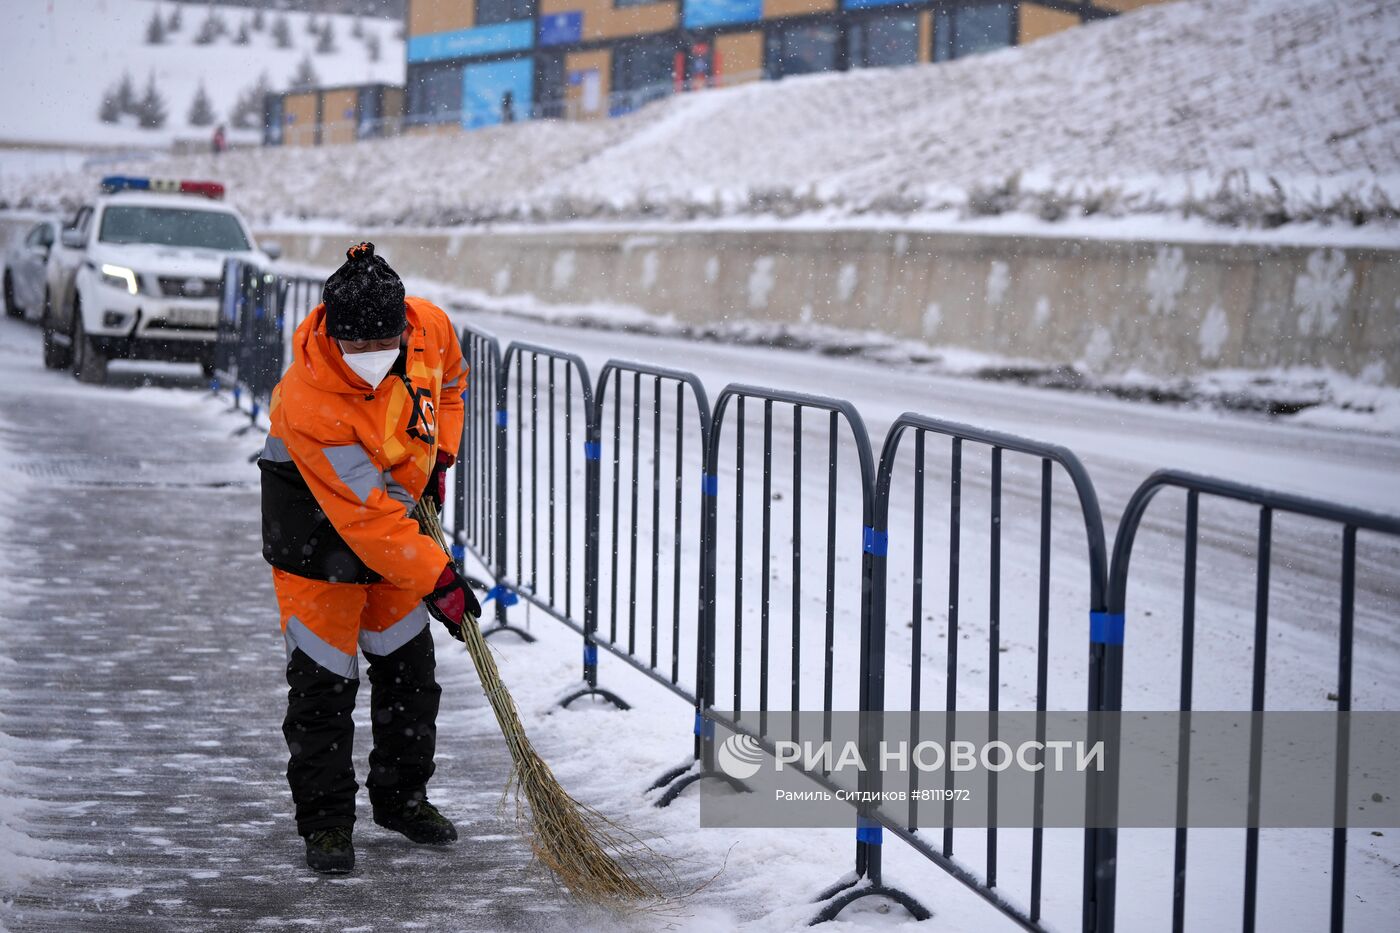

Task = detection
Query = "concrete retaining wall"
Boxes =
[265,225,1400,387]
[6,210,1396,386]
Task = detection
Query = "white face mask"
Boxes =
[342,347,399,389]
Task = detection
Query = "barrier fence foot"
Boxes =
[557,685,630,711]
[480,623,536,643]
[810,878,932,924]
[647,758,697,793]
[654,768,750,807]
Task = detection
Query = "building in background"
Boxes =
[402,0,1163,130]
[264,83,406,147]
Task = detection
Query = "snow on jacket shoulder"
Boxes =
[258,296,467,595]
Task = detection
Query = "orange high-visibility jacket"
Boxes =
[262,296,467,596]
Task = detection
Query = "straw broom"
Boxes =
[415,500,669,906]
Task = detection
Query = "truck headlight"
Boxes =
[100,263,139,295]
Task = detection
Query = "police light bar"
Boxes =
[99,176,225,200]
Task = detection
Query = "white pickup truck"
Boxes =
[42,176,279,384]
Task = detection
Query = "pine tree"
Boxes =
[252,5,265,31]
[271,14,291,48]
[306,13,319,36]
[365,32,381,63]
[315,20,336,55]
[195,6,225,45]
[229,72,272,130]
[168,3,182,32]
[235,20,250,45]
[115,71,139,116]
[187,82,215,127]
[145,8,166,45]
[290,55,319,92]
[351,14,363,39]
[98,88,121,124]
[138,72,168,129]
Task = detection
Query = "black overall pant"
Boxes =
[282,628,441,836]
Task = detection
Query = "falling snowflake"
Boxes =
[1198,304,1229,360]
[1294,249,1353,337]
[748,257,776,310]
[492,267,511,296]
[986,261,1010,306]
[922,303,942,338]
[1033,296,1051,328]
[893,234,910,257]
[1145,246,1187,316]
[837,264,858,303]
[641,251,659,291]
[800,304,814,324]
[705,255,721,284]
[552,251,576,291]
[1082,327,1114,372]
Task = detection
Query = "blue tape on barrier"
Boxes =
[702,474,718,497]
[693,712,716,738]
[1090,611,1125,645]
[496,410,508,427]
[450,544,465,563]
[584,442,601,461]
[856,817,883,845]
[584,643,598,667]
[484,584,520,607]
[862,526,889,557]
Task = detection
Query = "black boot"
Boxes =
[305,826,355,873]
[374,798,458,845]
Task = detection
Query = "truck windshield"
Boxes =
[98,206,249,251]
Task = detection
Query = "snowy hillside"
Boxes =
[0,0,402,149]
[3,0,1395,233]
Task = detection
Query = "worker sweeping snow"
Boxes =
[257,242,480,873]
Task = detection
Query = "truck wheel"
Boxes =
[71,300,107,385]
[3,270,21,318]
[42,290,71,369]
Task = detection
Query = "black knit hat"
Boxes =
[322,242,406,341]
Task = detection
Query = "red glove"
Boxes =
[424,564,480,640]
[424,451,454,509]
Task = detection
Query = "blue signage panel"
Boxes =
[539,11,583,47]
[407,20,534,63]
[463,57,535,129]
[683,0,762,29]
[843,0,913,7]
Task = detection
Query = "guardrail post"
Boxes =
[812,420,929,923]
[479,372,528,638]
[558,369,628,709]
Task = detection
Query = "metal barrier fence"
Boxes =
[856,414,1112,929]
[1107,471,1400,933]
[219,264,1398,932]
[215,258,322,427]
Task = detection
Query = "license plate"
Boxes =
[166,306,216,327]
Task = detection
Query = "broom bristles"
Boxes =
[416,502,671,905]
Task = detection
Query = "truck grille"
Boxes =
[156,275,221,298]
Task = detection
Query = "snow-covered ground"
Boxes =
[2,0,1395,235]
[0,0,402,150]
[2,284,1397,928]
